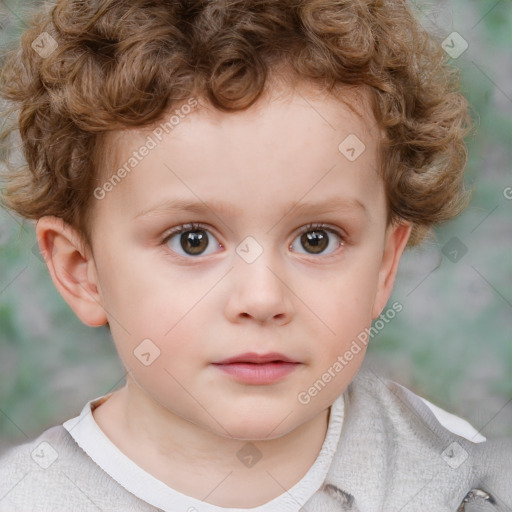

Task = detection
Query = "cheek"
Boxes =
[306,255,381,329]
[109,315,203,402]
[300,250,383,367]
[93,247,205,369]
[97,242,206,327]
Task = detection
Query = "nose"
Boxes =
[224,246,294,326]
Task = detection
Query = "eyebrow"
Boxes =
[134,196,368,220]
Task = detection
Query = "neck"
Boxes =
[93,378,331,508]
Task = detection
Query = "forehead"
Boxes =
[93,82,384,226]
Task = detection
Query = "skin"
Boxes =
[36,80,411,507]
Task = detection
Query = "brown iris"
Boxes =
[300,229,328,254]
[180,229,209,255]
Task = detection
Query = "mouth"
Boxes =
[211,352,301,385]
[211,352,299,365]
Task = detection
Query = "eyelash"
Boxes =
[160,222,345,258]
[161,223,211,245]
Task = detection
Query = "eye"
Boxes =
[289,223,344,257]
[161,223,222,257]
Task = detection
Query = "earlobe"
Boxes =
[35,216,107,327]
[371,221,412,319]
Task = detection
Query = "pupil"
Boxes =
[302,230,328,254]
[181,230,208,255]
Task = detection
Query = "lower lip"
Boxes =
[212,362,299,384]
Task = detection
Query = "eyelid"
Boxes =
[295,222,346,239]
[161,222,215,245]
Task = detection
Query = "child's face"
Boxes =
[42,83,410,440]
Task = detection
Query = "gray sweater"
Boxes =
[0,368,510,511]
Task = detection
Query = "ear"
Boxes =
[371,221,412,319]
[35,216,107,327]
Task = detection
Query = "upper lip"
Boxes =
[212,352,299,364]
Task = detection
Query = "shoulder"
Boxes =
[412,392,485,443]
[340,368,512,509]
[0,425,78,510]
[0,424,159,511]
[348,368,485,444]
[0,425,72,476]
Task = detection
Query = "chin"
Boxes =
[209,409,301,441]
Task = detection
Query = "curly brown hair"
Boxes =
[0,0,474,250]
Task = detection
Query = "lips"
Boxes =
[212,352,298,365]
[211,352,300,385]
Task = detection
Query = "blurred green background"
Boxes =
[0,0,511,454]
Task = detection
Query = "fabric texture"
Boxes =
[0,368,510,511]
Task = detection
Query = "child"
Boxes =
[0,0,510,510]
